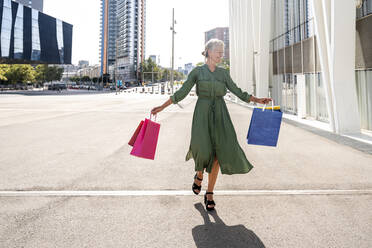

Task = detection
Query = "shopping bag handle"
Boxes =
[149,113,157,122]
[262,100,274,112]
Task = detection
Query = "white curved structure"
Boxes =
[228,0,369,135]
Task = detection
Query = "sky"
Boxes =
[43,0,229,68]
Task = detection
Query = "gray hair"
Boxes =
[202,39,225,57]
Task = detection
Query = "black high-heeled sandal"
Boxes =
[204,191,216,211]
[192,173,203,195]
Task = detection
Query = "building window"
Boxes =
[357,0,372,18]
[56,19,64,63]
[14,4,24,59]
[31,9,41,61]
[1,0,12,57]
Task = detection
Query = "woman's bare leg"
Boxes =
[207,157,220,207]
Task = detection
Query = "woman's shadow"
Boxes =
[192,203,266,248]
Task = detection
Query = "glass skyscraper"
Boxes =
[13,0,43,12]
[0,0,72,64]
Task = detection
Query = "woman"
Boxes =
[151,39,272,211]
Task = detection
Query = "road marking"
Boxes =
[1,189,372,197]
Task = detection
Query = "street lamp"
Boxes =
[170,8,176,95]
[115,38,119,95]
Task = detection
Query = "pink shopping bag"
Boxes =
[128,120,144,146]
[130,114,160,160]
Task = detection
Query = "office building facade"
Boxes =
[205,27,229,60]
[229,0,372,133]
[100,0,146,83]
[0,0,72,64]
[13,0,42,12]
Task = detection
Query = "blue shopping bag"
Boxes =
[247,105,283,147]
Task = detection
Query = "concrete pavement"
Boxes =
[0,92,372,247]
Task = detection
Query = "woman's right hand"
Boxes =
[151,106,164,116]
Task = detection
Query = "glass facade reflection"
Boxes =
[271,0,372,130]
[14,4,24,59]
[356,0,372,130]
[271,0,314,52]
[0,0,72,64]
[1,0,12,57]
[270,0,328,122]
[56,19,64,64]
[271,0,326,121]
[31,9,40,61]
[356,70,372,130]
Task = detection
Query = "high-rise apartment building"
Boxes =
[205,27,229,60]
[100,0,117,76]
[100,0,146,83]
[13,0,43,12]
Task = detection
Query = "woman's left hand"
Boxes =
[255,98,272,105]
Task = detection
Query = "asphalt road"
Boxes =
[0,89,114,96]
[0,92,372,248]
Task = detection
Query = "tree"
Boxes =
[161,68,170,82]
[0,64,10,82]
[92,77,99,83]
[81,76,90,82]
[217,58,230,71]
[35,65,64,83]
[5,65,35,85]
[142,58,162,82]
[196,59,229,71]
[35,64,47,83]
[69,76,80,83]
[174,71,185,81]
[45,66,63,82]
[55,67,64,81]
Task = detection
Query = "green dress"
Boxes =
[170,64,254,175]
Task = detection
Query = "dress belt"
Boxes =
[197,96,223,150]
[197,95,223,99]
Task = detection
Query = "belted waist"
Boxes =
[197,95,223,149]
[197,95,224,99]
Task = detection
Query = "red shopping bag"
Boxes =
[128,120,144,146]
[130,115,160,160]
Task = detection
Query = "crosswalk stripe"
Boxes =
[1,189,372,197]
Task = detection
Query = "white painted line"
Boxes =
[1,189,372,197]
